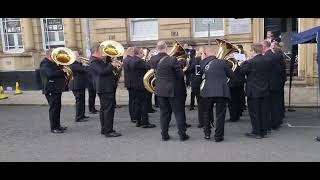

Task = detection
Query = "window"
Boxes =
[0,18,24,53]
[130,18,158,41]
[41,18,65,50]
[193,18,224,37]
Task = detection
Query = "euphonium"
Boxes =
[51,47,76,89]
[200,39,240,90]
[99,40,125,76]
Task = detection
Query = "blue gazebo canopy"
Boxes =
[292,26,320,45]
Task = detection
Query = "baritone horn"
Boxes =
[99,40,125,76]
[200,39,240,90]
[51,47,76,89]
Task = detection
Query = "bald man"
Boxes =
[200,46,234,142]
[153,41,189,141]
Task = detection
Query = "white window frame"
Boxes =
[40,18,65,50]
[0,18,24,53]
[129,18,159,41]
[192,18,225,37]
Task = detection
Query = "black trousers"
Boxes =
[158,96,187,137]
[98,92,115,134]
[72,89,85,121]
[190,87,200,107]
[146,92,153,111]
[281,88,285,120]
[154,95,158,106]
[88,81,96,112]
[270,91,283,129]
[132,89,149,125]
[45,93,62,130]
[197,96,205,126]
[239,85,246,112]
[128,88,134,121]
[247,96,269,136]
[202,97,228,139]
[113,87,117,107]
[228,87,241,121]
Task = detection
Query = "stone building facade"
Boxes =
[0,18,318,90]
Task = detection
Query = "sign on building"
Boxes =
[228,18,251,34]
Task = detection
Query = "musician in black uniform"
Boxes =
[87,50,98,114]
[186,46,198,111]
[113,56,122,109]
[271,41,287,123]
[237,45,247,114]
[153,41,189,141]
[241,43,272,139]
[227,63,244,122]
[200,46,233,142]
[39,49,68,133]
[69,51,90,122]
[129,48,156,128]
[89,43,121,137]
[123,47,136,123]
[189,48,205,128]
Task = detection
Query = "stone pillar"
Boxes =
[21,18,35,51]
[63,18,77,49]
[252,18,264,43]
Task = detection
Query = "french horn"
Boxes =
[51,47,76,89]
[99,40,125,76]
[200,39,240,90]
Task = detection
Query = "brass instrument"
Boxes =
[51,47,76,89]
[142,48,150,61]
[99,40,125,76]
[143,40,189,94]
[200,39,240,90]
[78,57,90,66]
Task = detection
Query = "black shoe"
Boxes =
[162,135,170,141]
[148,109,157,113]
[189,107,195,111]
[272,126,280,131]
[155,105,159,108]
[58,126,68,131]
[81,115,89,119]
[245,132,262,139]
[116,105,122,108]
[215,137,224,142]
[136,123,141,127]
[315,136,320,142]
[141,124,156,128]
[101,131,105,135]
[105,132,121,137]
[76,118,88,122]
[131,120,137,123]
[186,124,191,128]
[179,134,190,141]
[89,110,98,114]
[204,135,211,140]
[197,124,204,128]
[51,129,64,133]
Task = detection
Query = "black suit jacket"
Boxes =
[89,57,116,94]
[39,58,66,94]
[241,54,272,98]
[125,56,149,90]
[154,53,185,98]
[200,56,233,98]
[69,61,88,91]
[188,56,202,88]
[122,55,132,88]
[264,50,286,92]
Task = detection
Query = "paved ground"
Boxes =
[1,105,320,162]
[1,83,320,106]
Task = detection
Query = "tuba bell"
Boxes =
[168,40,190,72]
[200,39,240,90]
[99,40,125,76]
[51,47,76,89]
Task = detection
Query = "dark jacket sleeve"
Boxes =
[172,57,184,80]
[70,63,87,73]
[135,59,149,70]
[240,60,251,75]
[91,61,114,75]
[40,61,65,78]
[224,61,234,79]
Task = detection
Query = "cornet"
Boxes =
[78,57,90,66]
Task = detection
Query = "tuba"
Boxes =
[51,47,76,89]
[99,40,125,76]
[143,40,189,94]
[200,39,240,90]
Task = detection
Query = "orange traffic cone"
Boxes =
[14,82,22,95]
[0,86,9,100]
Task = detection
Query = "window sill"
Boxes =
[0,51,33,58]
